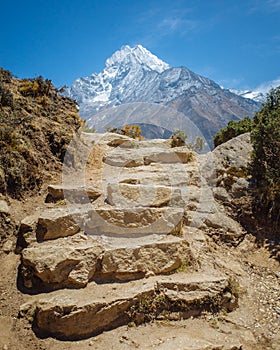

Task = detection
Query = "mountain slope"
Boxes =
[69,45,260,148]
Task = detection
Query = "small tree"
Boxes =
[250,87,280,231]
[193,137,205,152]
[171,129,187,147]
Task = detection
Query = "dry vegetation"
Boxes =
[0,68,82,199]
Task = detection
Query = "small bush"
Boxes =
[171,129,187,147]
[19,76,53,97]
[214,117,253,147]
[0,83,14,108]
[106,124,144,140]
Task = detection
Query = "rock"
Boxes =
[0,200,10,215]
[99,238,192,281]
[231,177,249,198]
[213,187,230,202]
[36,207,85,241]
[137,139,171,148]
[21,233,104,289]
[204,133,252,191]
[20,214,40,232]
[16,214,41,252]
[2,239,13,254]
[107,183,184,208]
[20,274,235,340]
[85,207,184,236]
[46,184,102,203]
[204,212,245,244]
[106,135,134,147]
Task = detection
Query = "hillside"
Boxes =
[0,68,82,199]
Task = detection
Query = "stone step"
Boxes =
[19,234,193,291]
[107,183,185,208]
[46,184,102,203]
[103,162,201,189]
[20,204,184,245]
[103,146,193,167]
[36,206,86,241]
[85,206,184,236]
[19,274,238,340]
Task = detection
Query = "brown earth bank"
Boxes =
[0,131,279,350]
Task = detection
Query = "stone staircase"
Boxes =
[17,134,242,346]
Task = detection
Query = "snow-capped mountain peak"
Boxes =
[105,44,170,74]
[69,45,261,148]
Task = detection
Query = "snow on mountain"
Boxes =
[70,45,170,108]
[228,88,265,102]
[68,45,261,148]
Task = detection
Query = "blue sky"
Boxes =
[1,0,279,91]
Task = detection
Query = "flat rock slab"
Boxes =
[103,147,193,167]
[107,183,184,208]
[20,274,236,340]
[47,184,102,203]
[85,207,184,236]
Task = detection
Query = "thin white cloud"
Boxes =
[158,17,200,35]
[134,4,203,47]
[248,0,280,13]
[267,0,280,10]
[255,77,280,93]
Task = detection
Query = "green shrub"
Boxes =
[214,117,253,147]
[250,87,280,231]
[171,129,187,147]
